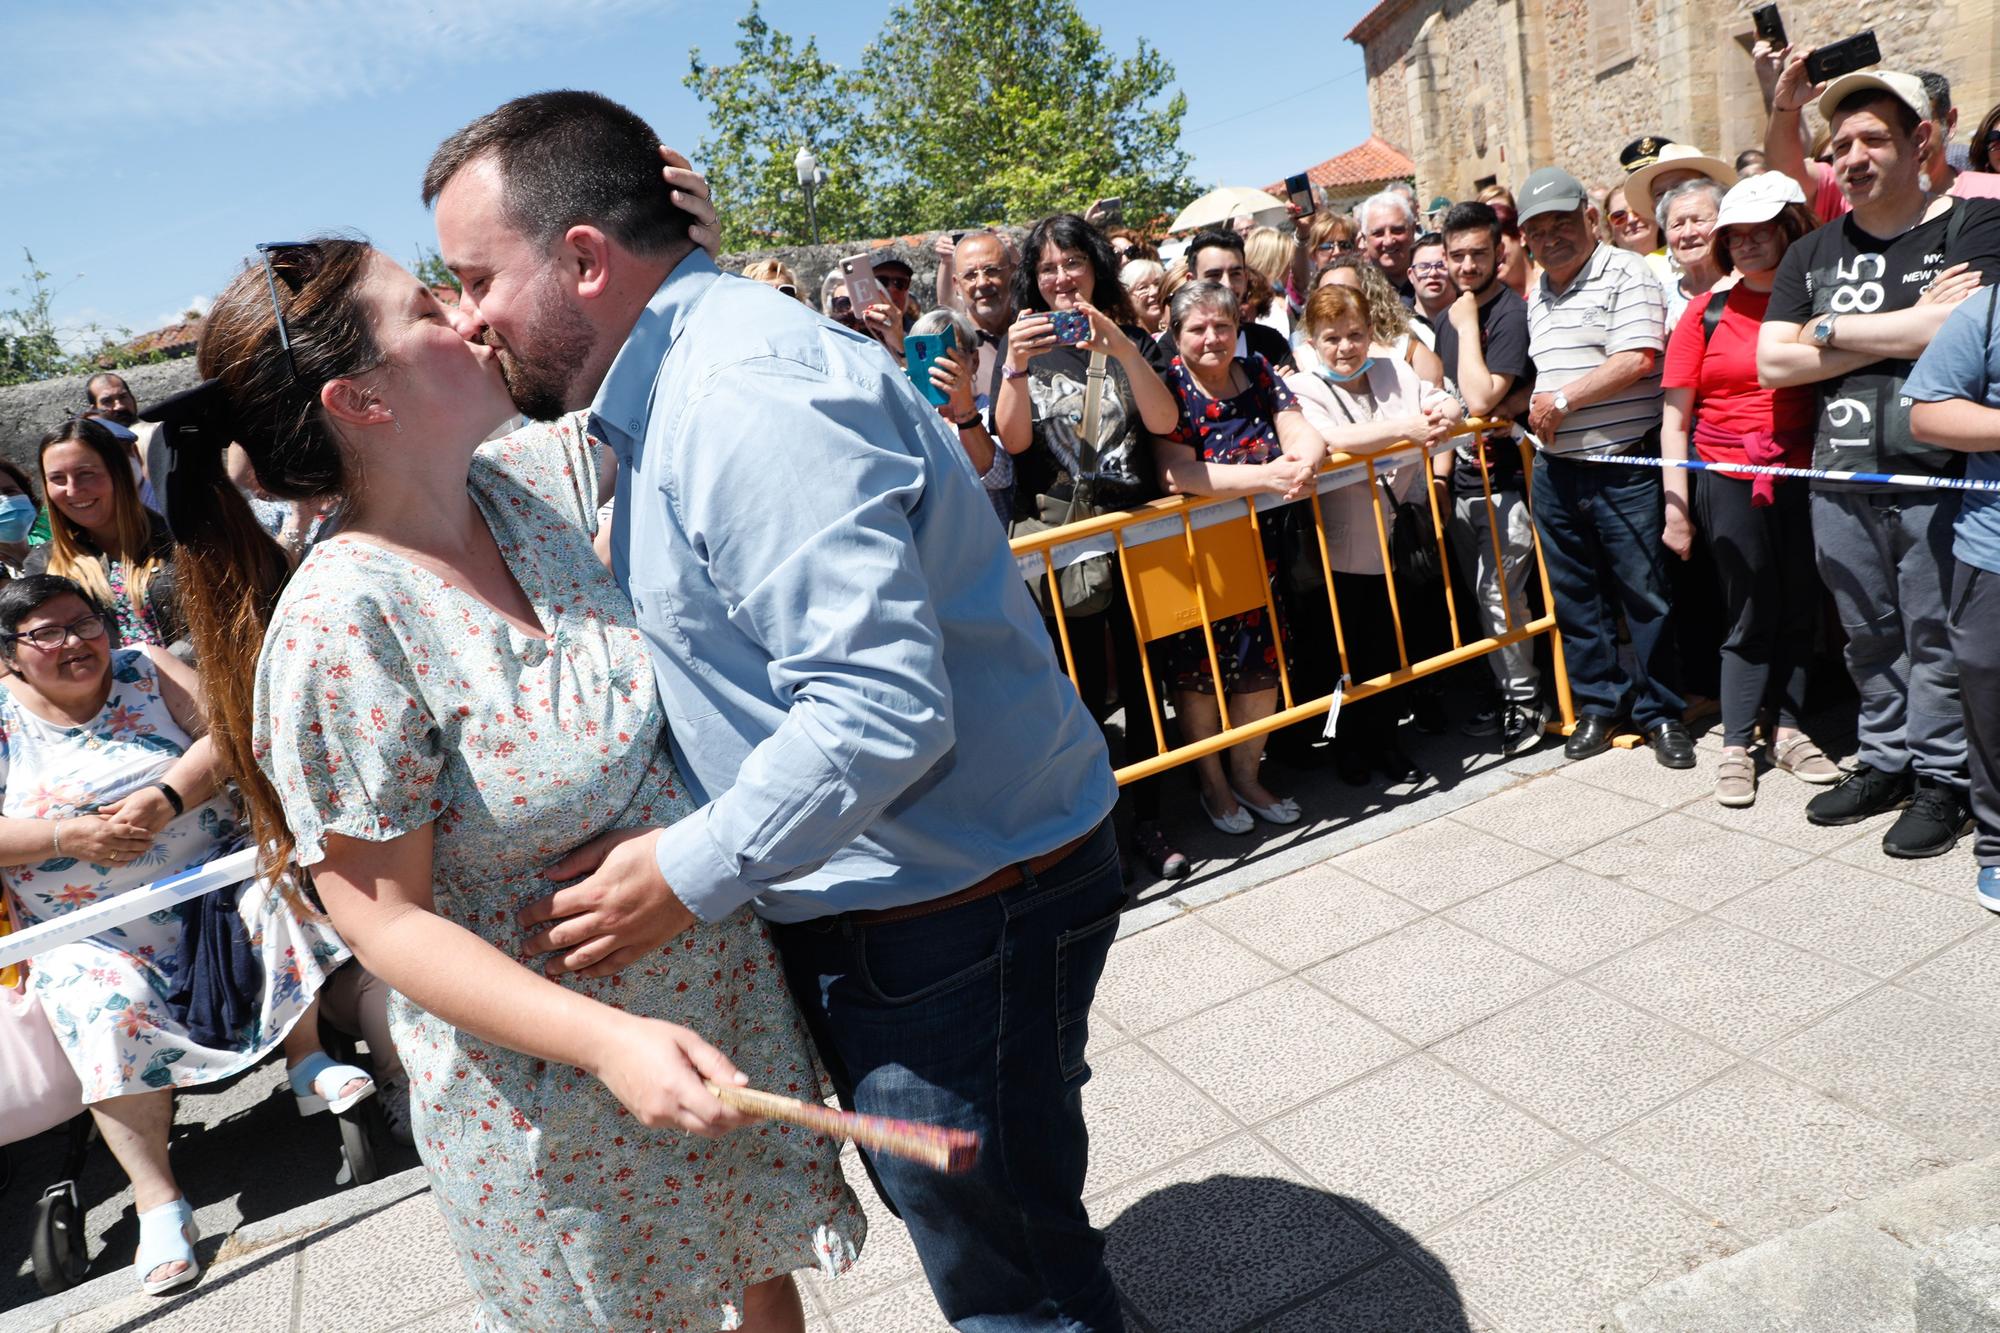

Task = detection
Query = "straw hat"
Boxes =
[1625,143,1738,217]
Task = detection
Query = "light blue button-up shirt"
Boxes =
[589,253,1117,925]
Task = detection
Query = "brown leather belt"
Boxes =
[848,829,1097,927]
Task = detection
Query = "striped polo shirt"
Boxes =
[1527,243,1667,455]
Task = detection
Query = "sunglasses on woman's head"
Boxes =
[256,241,318,377]
[830,296,853,314]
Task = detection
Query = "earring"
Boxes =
[384,408,402,434]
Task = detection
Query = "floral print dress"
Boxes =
[1154,353,1302,694]
[255,414,864,1333]
[1,646,347,1101]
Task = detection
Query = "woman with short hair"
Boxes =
[1656,177,1729,331]
[1120,257,1167,336]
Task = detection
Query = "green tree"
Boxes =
[685,2,874,250]
[0,251,128,387]
[409,244,459,293]
[684,0,1198,247]
[857,0,1195,234]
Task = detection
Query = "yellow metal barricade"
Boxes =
[1009,419,1576,785]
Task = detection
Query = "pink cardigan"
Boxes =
[1284,357,1451,575]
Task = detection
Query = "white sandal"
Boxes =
[135,1197,200,1296]
[1230,787,1302,825]
[288,1052,376,1116]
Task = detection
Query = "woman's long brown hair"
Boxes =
[37,418,161,622]
[182,238,379,875]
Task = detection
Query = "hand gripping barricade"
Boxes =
[1009,418,1575,782]
[0,848,386,1296]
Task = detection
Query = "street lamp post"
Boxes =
[793,145,823,246]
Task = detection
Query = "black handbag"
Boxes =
[1381,477,1443,591]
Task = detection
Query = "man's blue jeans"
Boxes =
[770,819,1126,1333]
[1531,452,1685,728]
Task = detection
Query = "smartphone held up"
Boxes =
[904,329,957,408]
[1805,30,1882,86]
[840,254,890,314]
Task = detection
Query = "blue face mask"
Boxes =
[0,495,36,544]
[1319,357,1376,385]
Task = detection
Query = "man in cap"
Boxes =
[1517,164,1690,767]
[1761,47,2000,221]
[1757,68,2000,857]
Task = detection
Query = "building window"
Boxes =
[1593,0,1636,74]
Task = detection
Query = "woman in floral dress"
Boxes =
[174,239,862,1332]
[1152,280,1324,837]
[0,573,365,1296]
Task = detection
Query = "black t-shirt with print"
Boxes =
[1768,197,2000,481]
[1002,323,1171,517]
[1434,284,1536,494]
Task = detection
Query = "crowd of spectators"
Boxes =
[732,44,2000,903]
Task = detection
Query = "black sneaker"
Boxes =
[1805,764,1913,827]
[1464,704,1502,738]
[1501,701,1549,756]
[1882,779,1973,859]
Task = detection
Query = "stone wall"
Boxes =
[1353,0,2000,203]
[0,357,201,472]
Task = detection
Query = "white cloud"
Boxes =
[2,0,654,182]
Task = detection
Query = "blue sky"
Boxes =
[3,0,1375,347]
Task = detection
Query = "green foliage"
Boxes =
[0,251,138,387]
[686,0,1196,249]
[409,244,459,292]
[685,3,874,249]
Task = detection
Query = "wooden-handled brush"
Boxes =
[706,1082,981,1175]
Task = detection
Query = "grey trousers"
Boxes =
[1450,488,1541,704]
[1811,488,1967,784]
[1948,562,2000,865]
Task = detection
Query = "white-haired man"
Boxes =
[1356,189,1419,303]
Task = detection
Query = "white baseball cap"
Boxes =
[1817,70,1931,126]
[1714,171,1808,231]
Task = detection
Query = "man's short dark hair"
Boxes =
[1831,89,1923,139]
[422,90,693,257]
[1186,229,1246,266]
[83,372,126,405]
[1441,201,1502,247]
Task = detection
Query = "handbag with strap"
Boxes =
[1013,349,1119,618]
[1318,373,1444,588]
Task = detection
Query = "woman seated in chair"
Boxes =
[0,574,367,1297]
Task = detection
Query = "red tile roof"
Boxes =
[1265,136,1416,198]
[119,317,204,359]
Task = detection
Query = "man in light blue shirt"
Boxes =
[1909,288,2000,912]
[428,91,1128,1331]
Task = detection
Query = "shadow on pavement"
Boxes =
[1103,1172,1474,1332]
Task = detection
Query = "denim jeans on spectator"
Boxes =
[1530,453,1684,728]
[1811,489,1967,785]
[1450,487,1542,705]
[1948,562,2000,866]
[770,818,1127,1333]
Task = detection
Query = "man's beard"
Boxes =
[495,278,596,422]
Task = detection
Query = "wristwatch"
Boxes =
[151,781,185,816]
[952,412,984,429]
[1000,365,1029,382]
[1552,391,1571,414]
[1810,312,1840,348]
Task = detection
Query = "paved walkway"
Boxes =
[8,723,1998,1332]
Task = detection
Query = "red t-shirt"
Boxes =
[1661,286,1815,463]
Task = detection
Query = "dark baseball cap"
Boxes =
[1516,167,1589,223]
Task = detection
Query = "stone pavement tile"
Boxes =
[1080,1043,1237,1200]
[295,1193,471,1333]
[1564,810,1814,911]
[1095,1133,1384,1333]
[392,1302,484,1331]
[1261,1255,1494,1332]
[1601,1063,1945,1240]
[1766,984,2000,1158]
[1146,977,1410,1123]
[1559,744,1714,809]
[1328,819,1552,912]
[1090,915,1281,1035]
[1442,863,1688,973]
[1197,864,1421,972]
[1715,859,1983,978]
[1583,917,1876,1054]
[1432,982,1733,1141]
[54,1242,301,1333]
[822,1279,951,1332]
[1256,1248,1496,1320]
[1903,928,2000,1015]
[1830,832,1984,897]
[1085,1005,1126,1061]
[1259,1054,1570,1237]
[806,1145,924,1309]
[1305,917,1560,1045]
[1682,768,1898,853]
[1421,1154,1736,1333]
[1445,774,1662,858]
